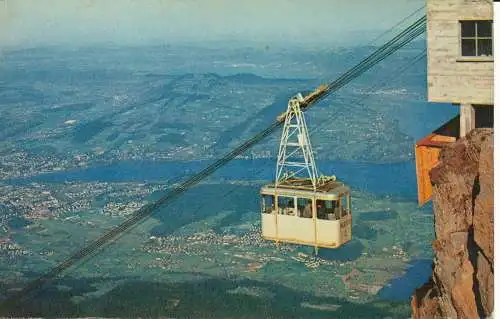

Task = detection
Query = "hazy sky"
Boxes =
[0,0,423,48]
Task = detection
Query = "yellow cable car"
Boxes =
[260,89,352,252]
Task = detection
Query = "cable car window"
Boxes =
[297,198,312,218]
[345,195,351,215]
[278,196,295,215]
[332,200,340,220]
[316,200,328,220]
[340,196,348,218]
[317,200,340,220]
[261,195,274,214]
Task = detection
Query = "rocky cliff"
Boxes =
[411,128,494,318]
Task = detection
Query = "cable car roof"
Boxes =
[260,178,350,199]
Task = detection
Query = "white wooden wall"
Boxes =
[427,0,493,105]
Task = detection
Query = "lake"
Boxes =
[9,158,419,200]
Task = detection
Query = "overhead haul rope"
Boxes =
[0,15,427,313]
[309,49,427,140]
[303,16,426,107]
[367,5,424,46]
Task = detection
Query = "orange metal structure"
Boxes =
[415,115,459,206]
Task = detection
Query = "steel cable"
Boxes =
[0,15,427,313]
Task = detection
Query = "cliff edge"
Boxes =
[411,128,494,318]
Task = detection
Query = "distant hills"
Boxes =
[0,41,457,180]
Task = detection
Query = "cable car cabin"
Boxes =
[262,91,352,251]
[260,178,352,250]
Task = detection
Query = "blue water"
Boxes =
[378,259,433,301]
[9,159,418,199]
[8,216,33,229]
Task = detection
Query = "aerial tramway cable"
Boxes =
[0,14,427,313]
[303,17,426,107]
[309,49,427,140]
[366,5,424,46]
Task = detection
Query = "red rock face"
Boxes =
[411,128,494,319]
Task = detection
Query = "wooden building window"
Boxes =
[460,20,493,57]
